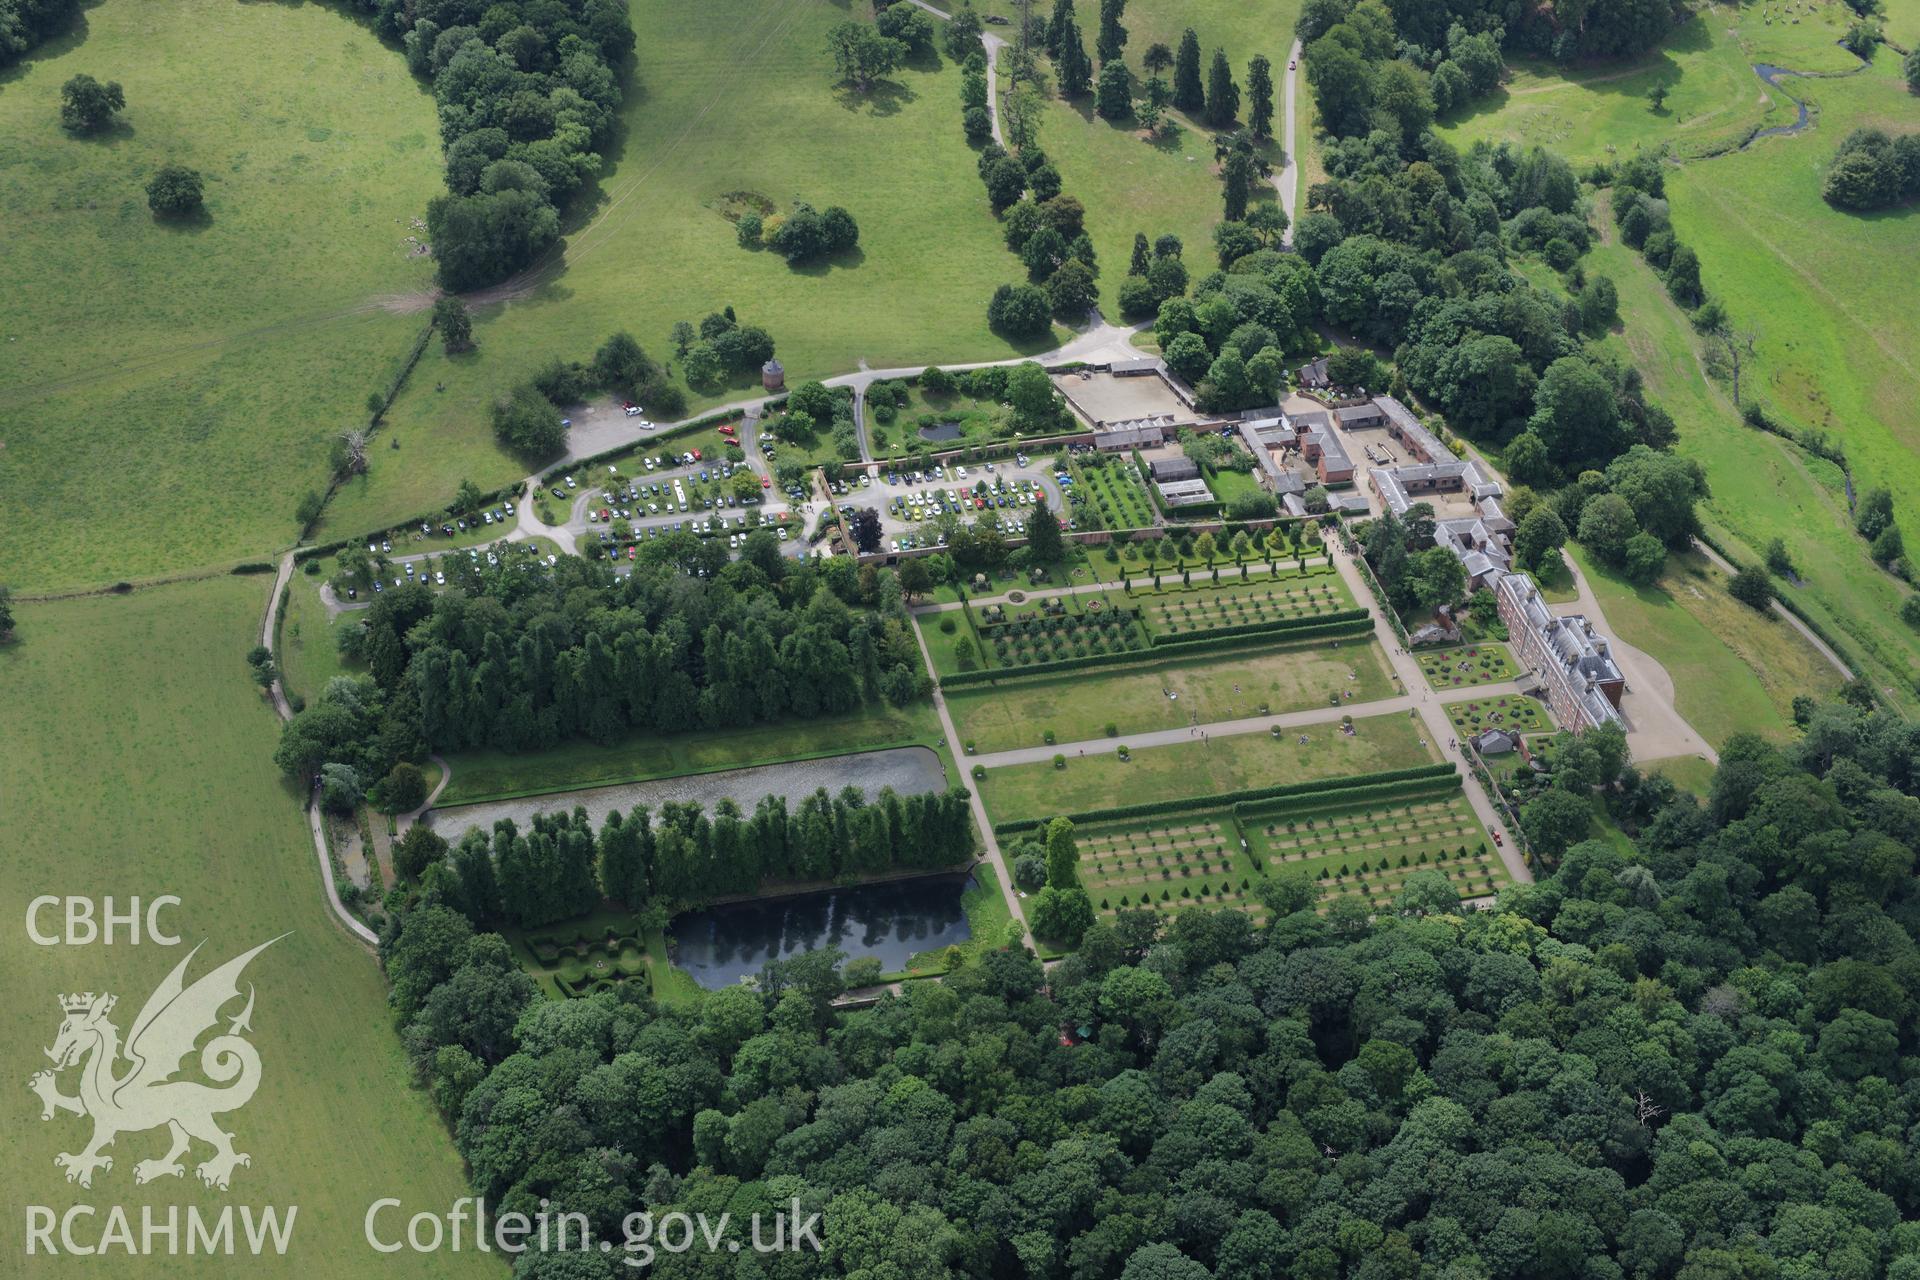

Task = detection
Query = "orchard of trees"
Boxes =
[377,692,1920,1278]
[379,0,634,289]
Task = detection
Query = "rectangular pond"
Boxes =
[428,746,947,843]
[668,870,977,989]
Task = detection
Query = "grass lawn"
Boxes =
[977,710,1440,821]
[1642,753,1719,797]
[437,700,945,806]
[1569,544,1843,743]
[0,579,486,1276]
[1205,467,1266,506]
[279,572,359,704]
[0,0,443,590]
[316,0,1046,546]
[945,636,1397,752]
[1583,211,1919,711]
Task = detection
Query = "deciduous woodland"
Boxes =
[382,697,1920,1278]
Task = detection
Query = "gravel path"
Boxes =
[428,746,948,842]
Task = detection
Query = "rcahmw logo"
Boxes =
[24,931,300,1258]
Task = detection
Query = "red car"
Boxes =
[691,448,702,461]
[627,545,636,560]
[1492,829,1504,847]
[719,424,737,436]
[760,475,772,488]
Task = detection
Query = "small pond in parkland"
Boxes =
[669,870,976,988]
[918,420,964,442]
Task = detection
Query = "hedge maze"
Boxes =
[521,922,654,998]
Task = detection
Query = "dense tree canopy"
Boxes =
[378,693,1920,1279]
[277,549,934,794]
[360,0,633,289]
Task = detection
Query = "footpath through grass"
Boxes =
[944,637,1395,753]
[976,710,1440,822]
[1569,545,1842,743]
[0,579,486,1277]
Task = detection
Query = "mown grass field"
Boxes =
[1569,545,1844,743]
[943,635,1396,752]
[437,699,946,806]
[977,710,1439,821]
[0,0,443,590]
[321,0,1030,544]
[0,579,486,1276]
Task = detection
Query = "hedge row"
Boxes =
[1232,774,1463,823]
[940,614,1373,688]
[1147,607,1371,647]
[993,763,1459,835]
[1349,546,1411,646]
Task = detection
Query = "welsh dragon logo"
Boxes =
[28,937,284,1191]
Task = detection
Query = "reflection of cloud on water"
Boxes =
[430,747,946,843]
[672,872,977,988]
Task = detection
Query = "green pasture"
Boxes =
[0,0,443,589]
[0,579,486,1276]
[1438,1,1863,165]
[316,0,1038,546]
[1584,206,1919,709]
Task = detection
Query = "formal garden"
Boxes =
[1134,572,1352,635]
[1445,694,1551,737]
[1243,788,1508,904]
[1068,454,1157,531]
[1066,777,1507,925]
[1077,815,1267,919]
[509,908,680,1000]
[1416,644,1519,689]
